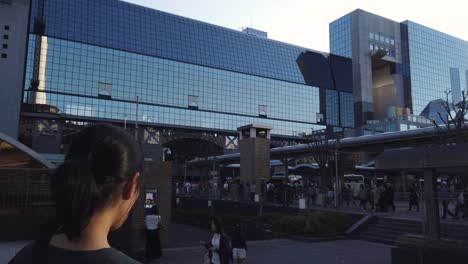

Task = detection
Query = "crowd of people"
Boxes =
[177,177,468,221]
[340,182,396,212]
[439,181,467,220]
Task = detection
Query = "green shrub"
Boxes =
[264,211,352,237]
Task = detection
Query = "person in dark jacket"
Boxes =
[386,183,396,212]
[201,217,231,264]
[230,223,247,264]
[409,184,420,212]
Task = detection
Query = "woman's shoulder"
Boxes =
[104,248,141,264]
[9,243,140,264]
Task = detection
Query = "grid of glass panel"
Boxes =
[450,68,462,103]
[329,14,352,58]
[404,21,468,114]
[325,90,339,126]
[24,35,326,136]
[29,0,322,86]
[340,92,355,128]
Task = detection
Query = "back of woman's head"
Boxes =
[52,123,143,240]
[211,217,224,234]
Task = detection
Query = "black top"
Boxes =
[9,243,140,264]
[230,230,246,249]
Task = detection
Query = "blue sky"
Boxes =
[125,0,468,52]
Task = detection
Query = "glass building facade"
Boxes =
[329,14,352,59]
[330,9,468,135]
[23,0,354,137]
[401,21,468,115]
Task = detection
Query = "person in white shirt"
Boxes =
[145,207,162,261]
[201,218,231,264]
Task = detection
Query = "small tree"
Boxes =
[431,91,468,144]
[305,130,336,188]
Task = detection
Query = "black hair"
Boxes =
[51,123,143,240]
[211,217,224,234]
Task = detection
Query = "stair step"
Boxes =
[360,234,396,245]
[371,225,421,234]
[357,216,468,245]
[376,220,421,227]
[361,230,407,239]
[365,226,422,236]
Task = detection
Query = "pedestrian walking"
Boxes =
[408,184,420,212]
[386,183,396,212]
[250,183,256,203]
[201,218,232,264]
[359,184,368,211]
[440,181,450,219]
[231,223,247,264]
[145,206,162,262]
[326,186,335,208]
[307,183,317,207]
[455,188,465,219]
[342,185,351,207]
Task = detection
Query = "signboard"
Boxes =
[210,170,218,176]
[299,198,306,209]
[144,190,157,209]
[254,194,259,203]
[208,200,212,207]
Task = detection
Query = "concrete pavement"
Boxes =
[159,239,392,264]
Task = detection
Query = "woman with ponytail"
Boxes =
[10,124,143,264]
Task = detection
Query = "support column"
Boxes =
[423,169,440,240]
[238,124,272,191]
[401,170,407,192]
[238,124,272,216]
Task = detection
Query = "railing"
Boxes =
[0,168,54,210]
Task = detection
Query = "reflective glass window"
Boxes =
[23,35,330,136]
[403,21,468,114]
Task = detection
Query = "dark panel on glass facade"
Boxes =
[340,92,355,128]
[330,54,353,93]
[296,51,333,89]
[400,23,413,113]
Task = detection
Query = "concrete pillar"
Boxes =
[401,170,407,192]
[238,124,272,194]
[144,161,173,247]
[108,160,172,259]
[423,169,440,240]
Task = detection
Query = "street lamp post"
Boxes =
[444,90,452,103]
[334,138,340,208]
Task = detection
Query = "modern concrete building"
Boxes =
[0,0,31,139]
[330,9,468,134]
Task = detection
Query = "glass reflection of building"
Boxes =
[402,21,468,116]
[22,0,354,144]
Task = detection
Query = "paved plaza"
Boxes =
[160,239,392,264]
[1,223,392,264]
